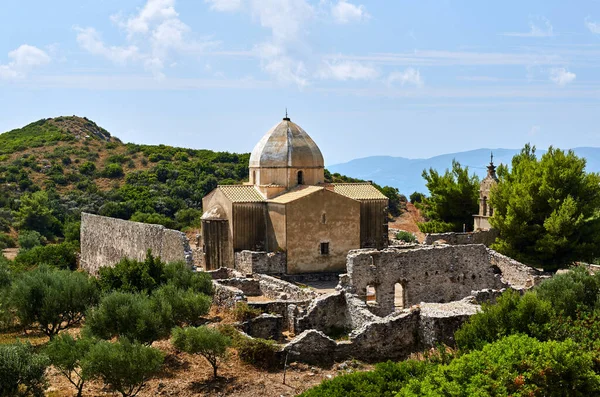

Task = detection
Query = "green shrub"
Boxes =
[233,302,261,322]
[45,334,97,397]
[455,289,554,351]
[78,161,96,176]
[85,292,168,345]
[172,326,231,379]
[129,212,176,229]
[417,220,460,234]
[174,208,202,228]
[152,284,211,326]
[18,230,43,251]
[10,266,99,337]
[63,221,81,242]
[98,251,166,294]
[409,191,425,204]
[0,233,16,250]
[82,339,164,397]
[395,231,416,243]
[0,257,10,289]
[398,335,600,396]
[0,341,50,397]
[235,336,279,370]
[101,164,124,178]
[300,360,432,397]
[163,261,213,295]
[14,242,78,270]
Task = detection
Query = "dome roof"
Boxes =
[249,118,324,169]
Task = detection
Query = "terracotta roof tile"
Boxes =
[330,183,388,200]
[218,185,265,203]
[267,185,324,204]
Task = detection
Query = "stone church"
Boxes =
[473,154,498,231]
[201,116,389,274]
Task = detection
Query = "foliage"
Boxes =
[18,230,43,251]
[395,231,416,243]
[81,339,164,397]
[490,145,600,270]
[16,191,61,239]
[299,360,433,397]
[377,186,406,217]
[399,335,600,396]
[419,160,479,232]
[152,284,211,327]
[172,326,231,378]
[14,242,78,270]
[417,220,457,234]
[0,257,10,289]
[234,335,280,370]
[0,234,15,250]
[9,266,99,337]
[45,334,97,397]
[0,342,49,397]
[163,261,213,295]
[101,163,124,178]
[409,191,425,204]
[63,221,81,242]
[97,251,166,294]
[84,292,168,345]
[233,301,262,322]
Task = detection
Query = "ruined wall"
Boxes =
[343,245,507,316]
[234,250,286,275]
[423,229,499,246]
[488,249,548,289]
[80,213,192,274]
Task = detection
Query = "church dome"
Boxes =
[249,117,324,169]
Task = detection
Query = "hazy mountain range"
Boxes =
[328,148,600,195]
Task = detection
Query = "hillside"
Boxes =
[328,147,600,195]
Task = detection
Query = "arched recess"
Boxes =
[297,170,304,185]
[394,282,406,309]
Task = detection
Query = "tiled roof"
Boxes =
[330,183,388,200]
[268,185,324,204]
[218,185,265,203]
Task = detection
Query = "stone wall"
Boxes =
[80,213,193,274]
[234,250,286,275]
[488,249,548,289]
[256,274,318,301]
[423,229,499,246]
[342,245,508,316]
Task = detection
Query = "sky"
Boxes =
[1,0,599,165]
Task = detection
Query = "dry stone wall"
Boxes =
[80,213,193,274]
[424,229,499,246]
[234,250,286,275]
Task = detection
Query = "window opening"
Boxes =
[297,170,304,185]
[366,285,377,304]
[394,283,404,309]
[320,242,329,255]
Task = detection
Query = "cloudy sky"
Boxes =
[1,0,599,164]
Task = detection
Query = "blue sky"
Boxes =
[1,0,599,165]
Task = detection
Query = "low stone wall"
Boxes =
[487,249,548,289]
[423,229,499,247]
[212,282,246,308]
[256,274,319,301]
[216,278,262,296]
[296,291,348,335]
[80,213,193,274]
[241,314,284,340]
[234,251,286,275]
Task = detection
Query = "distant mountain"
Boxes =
[328,148,600,195]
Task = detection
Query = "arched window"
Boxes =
[297,170,304,185]
[252,170,256,184]
[482,196,488,216]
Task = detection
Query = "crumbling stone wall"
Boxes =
[80,213,193,274]
[488,249,548,289]
[234,250,286,275]
[343,245,507,316]
[424,229,499,246]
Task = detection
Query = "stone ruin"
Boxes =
[210,244,547,365]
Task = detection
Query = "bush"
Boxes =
[417,220,460,234]
[0,257,10,289]
[152,284,211,327]
[163,261,213,295]
[233,302,261,322]
[129,211,176,229]
[18,230,43,251]
[63,221,81,242]
[82,339,164,397]
[14,242,78,270]
[78,161,96,176]
[398,335,600,396]
[45,334,97,397]
[85,292,168,345]
[300,360,432,397]
[10,267,99,337]
[409,191,425,204]
[101,164,124,178]
[98,251,166,294]
[174,208,202,228]
[0,341,50,397]
[172,326,231,379]
[0,233,16,250]
[395,231,416,243]
[455,289,554,351]
[235,336,279,370]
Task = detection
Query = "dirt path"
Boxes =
[389,203,426,242]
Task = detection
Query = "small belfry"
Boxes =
[473,152,499,231]
[201,115,389,273]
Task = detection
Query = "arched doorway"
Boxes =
[297,170,304,185]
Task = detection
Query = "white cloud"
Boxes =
[549,68,575,86]
[387,68,423,86]
[0,44,51,80]
[331,0,369,24]
[205,0,243,12]
[502,17,554,37]
[318,60,378,80]
[529,125,541,136]
[585,17,600,34]
[77,0,217,79]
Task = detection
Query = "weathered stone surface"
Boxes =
[212,282,246,308]
[241,314,284,340]
[284,330,337,366]
[296,291,348,334]
[257,274,318,301]
[488,249,548,289]
[418,299,480,348]
[80,213,192,274]
[235,251,286,275]
[216,278,262,296]
[423,230,499,246]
